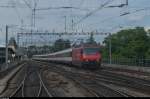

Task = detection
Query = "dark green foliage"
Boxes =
[53,39,71,52]
[26,39,71,57]
[86,33,97,44]
[103,27,150,59]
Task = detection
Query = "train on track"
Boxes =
[33,44,102,69]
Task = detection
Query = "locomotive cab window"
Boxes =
[83,48,100,55]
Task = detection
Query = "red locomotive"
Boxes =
[72,44,101,68]
[33,44,102,69]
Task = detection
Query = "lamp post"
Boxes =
[64,16,67,33]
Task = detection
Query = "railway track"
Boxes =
[35,60,135,97]
[9,62,52,97]
[66,73,131,97]
[34,60,150,97]
[94,70,150,95]
[10,69,27,97]
[37,71,52,97]
[58,70,132,97]
[5,60,150,97]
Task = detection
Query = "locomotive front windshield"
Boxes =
[83,48,100,55]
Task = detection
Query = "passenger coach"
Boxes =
[33,44,102,69]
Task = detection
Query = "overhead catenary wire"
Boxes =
[73,0,115,26]
[0,0,22,23]
[35,6,89,11]
[23,0,32,9]
[73,0,129,31]
[87,6,150,30]
[22,0,89,31]
[11,0,23,25]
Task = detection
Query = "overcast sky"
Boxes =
[0,0,150,45]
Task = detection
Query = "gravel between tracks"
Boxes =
[35,61,135,97]
[35,60,150,97]
[2,60,150,97]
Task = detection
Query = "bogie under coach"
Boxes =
[33,44,102,69]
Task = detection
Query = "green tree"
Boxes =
[103,27,149,59]
[146,30,150,58]
[53,39,71,52]
[42,45,50,53]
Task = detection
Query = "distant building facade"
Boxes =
[0,45,15,64]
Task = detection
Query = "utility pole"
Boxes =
[126,0,128,6]
[30,9,33,45]
[6,25,8,68]
[72,19,74,33]
[17,34,19,48]
[33,8,36,27]
[64,16,67,33]
[109,33,112,64]
[23,0,38,45]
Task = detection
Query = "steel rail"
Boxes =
[65,72,131,97]
[32,60,150,96]
[96,82,132,97]
[37,71,53,97]
[37,80,42,97]
[34,60,100,97]
[67,75,103,97]
[10,69,27,97]
[6,61,51,97]
[35,60,130,97]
